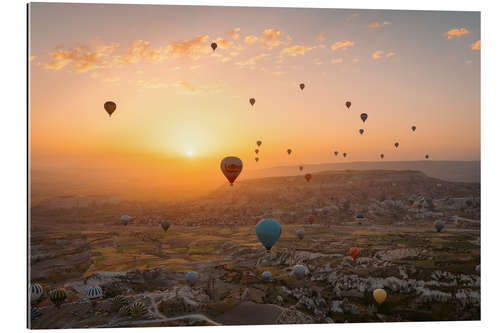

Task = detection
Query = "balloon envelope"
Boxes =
[349,247,361,260]
[186,271,199,285]
[373,289,387,304]
[334,151,339,156]
[161,220,170,232]
[121,215,132,225]
[380,154,384,159]
[299,166,303,171]
[345,101,351,109]
[249,98,256,106]
[255,157,259,162]
[287,149,292,155]
[305,173,312,182]
[104,101,116,117]
[255,218,282,251]
[256,140,262,146]
[360,113,368,123]
[211,42,217,51]
[299,83,305,90]
[261,271,272,281]
[296,229,305,240]
[394,142,399,148]
[220,156,243,185]
[411,126,416,131]
[343,153,347,158]
[359,129,364,135]
[434,220,445,232]
[293,265,306,279]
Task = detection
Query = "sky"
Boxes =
[29,3,480,199]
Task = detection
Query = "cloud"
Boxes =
[470,40,480,50]
[245,35,259,44]
[372,50,384,59]
[331,40,354,51]
[103,76,120,82]
[366,21,391,28]
[214,37,233,49]
[352,57,360,63]
[260,28,284,49]
[313,58,323,65]
[385,52,396,57]
[136,79,167,89]
[164,34,210,58]
[280,45,316,57]
[465,60,473,64]
[446,27,470,39]
[45,41,120,71]
[315,32,325,41]
[331,58,343,64]
[230,28,241,40]
[236,53,270,66]
[115,40,165,64]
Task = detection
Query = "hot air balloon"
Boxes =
[293,265,306,279]
[308,215,315,225]
[299,166,303,171]
[411,125,416,132]
[261,271,272,281]
[30,283,43,303]
[360,113,368,123]
[359,129,364,135]
[255,157,259,162]
[373,288,387,304]
[287,149,292,155]
[220,156,243,186]
[345,101,351,109]
[130,302,148,318]
[49,289,67,308]
[121,215,132,226]
[256,140,262,147]
[211,42,217,51]
[380,154,384,159]
[305,173,312,182]
[299,83,305,90]
[161,220,170,232]
[249,98,256,106]
[343,153,347,158]
[349,247,360,260]
[425,154,429,159]
[111,295,128,313]
[30,307,41,321]
[296,229,305,240]
[255,149,259,154]
[86,286,103,300]
[255,218,282,251]
[394,142,399,148]
[434,220,445,232]
[186,271,199,286]
[104,101,116,117]
[334,151,339,156]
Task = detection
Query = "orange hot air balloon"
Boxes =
[373,289,387,304]
[305,173,312,182]
[345,101,351,109]
[104,101,116,117]
[308,215,314,224]
[220,156,243,186]
[249,98,256,106]
[349,247,360,260]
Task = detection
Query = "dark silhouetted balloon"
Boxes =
[220,156,243,186]
[255,157,259,162]
[334,151,339,156]
[299,166,303,171]
[255,218,282,251]
[425,154,429,159]
[345,101,351,109]
[305,173,312,182]
[299,83,305,90]
[411,125,416,131]
[287,149,292,155]
[161,220,170,232]
[343,152,347,158]
[211,42,217,51]
[256,140,262,146]
[104,101,116,117]
[394,142,399,148]
[249,98,256,106]
[255,149,259,154]
[434,220,445,232]
[380,154,384,159]
[359,129,364,135]
[360,113,368,123]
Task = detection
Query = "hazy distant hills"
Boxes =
[244,161,480,184]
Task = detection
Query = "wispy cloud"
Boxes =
[372,50,384,59]
[115,40,165,64]
[315,32,325,41]
[331,58,343,64]
[366,21,391,28]
[103,76,120,83]
[229,27,241,40]
[260,28,285,49]
[385,52,396,57]
[164,34,210,58]
[280,45,316,57]
[470,40,480,50]
[244,35,259,44]
[236,53,270,66]
[331,40,355,51]
[445,27,470,39]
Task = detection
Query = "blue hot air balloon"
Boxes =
[434,220,445,232]
[261,271,272,281]
[256,218,282,251]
